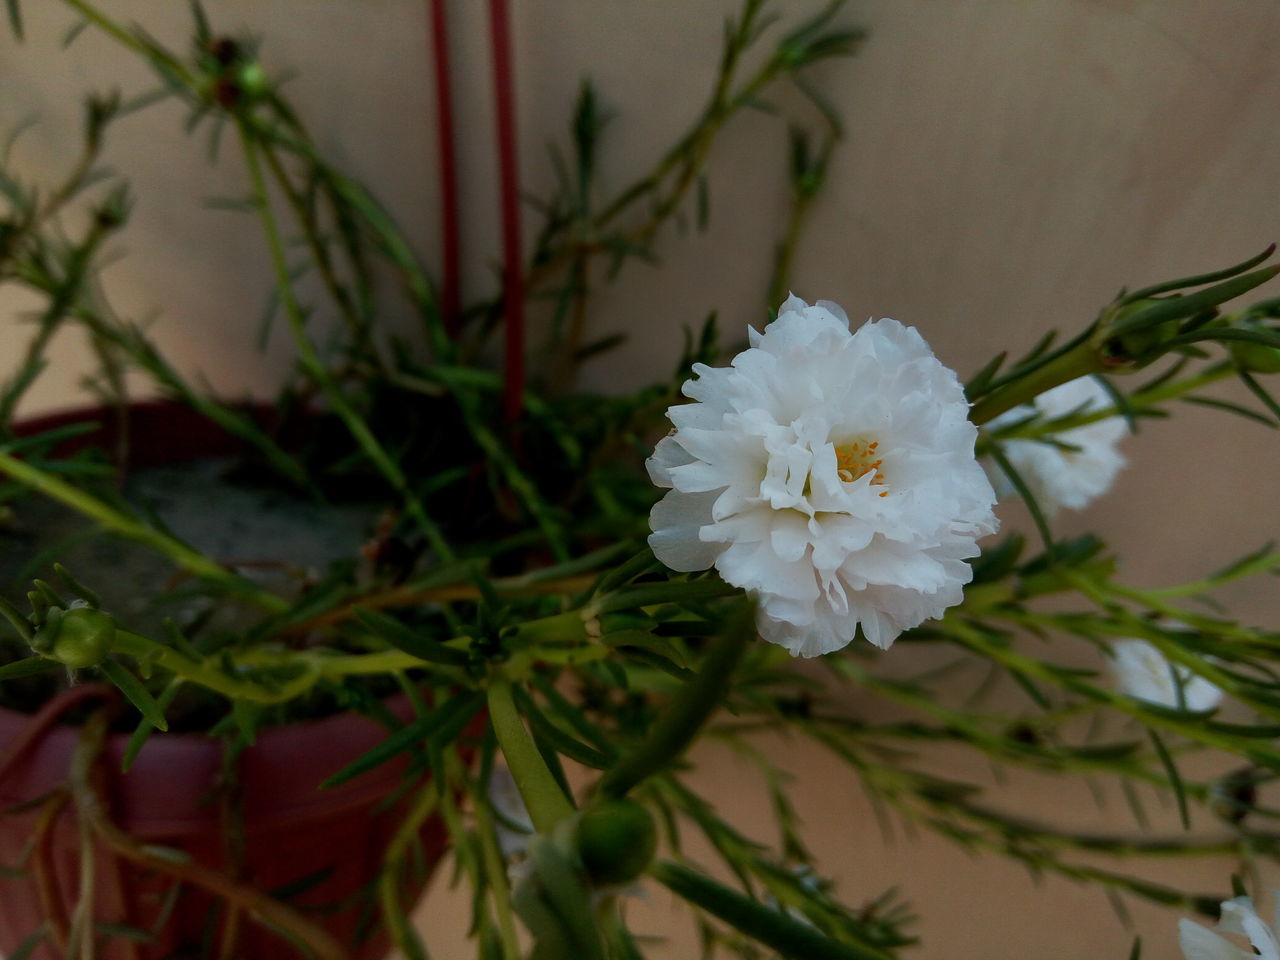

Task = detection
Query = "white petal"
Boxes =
[1179,919,1249,960]
[646,435,694,488]
[987,376,1127,515]
[1221,899,1280,960]
[648,490,722,572]
[1109,639,1223,712]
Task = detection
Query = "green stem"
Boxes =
[487,674,575,832]
[968,338,1101,426]
[60,0,192,81]
[0,451,286,612]
[598,614,752,799]
[237,125,455,562]
[259,142,378,364]
[113,631,315,704]
[473,788,523,960]
[378,781,440,960]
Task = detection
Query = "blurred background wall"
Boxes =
[3,2,1280,957]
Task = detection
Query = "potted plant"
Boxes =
[3,3,1280,960]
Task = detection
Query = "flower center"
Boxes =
[834,438,889,496]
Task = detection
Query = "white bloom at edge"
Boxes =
[646,294,998,657]
[986,375,1127,514]
[487,764,534,861]
[1180,895,1280,960]
[1109,638,1223,712]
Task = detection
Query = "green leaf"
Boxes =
[986,443,1055,554]
[1238,369,1280,424]
[99,660,168,731]
[1114,266,1280,338]
[1121,244,1276,304]
[270,865,335,901]
[352,607,469,666]
[1089,374,1137,434]
[1147,730,1189,830]
[53,563,102,608]
[652,860,894,960]
[529,673,618,756]
[8,927,44,960]
[321,689,483,788]
[1181,395,1277,429]
[964,351,1006,399]
[4,0,21,41]
[0,657,58,681]
[121,680,182,772]
[512,684,614,769]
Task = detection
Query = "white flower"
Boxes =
[487,764,534,861]
[986,375,1127,513]
[1109,638,1223,712]
[646,294,998,657]
[1180,895,1280,960]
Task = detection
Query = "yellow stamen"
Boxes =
[833,438,889,493]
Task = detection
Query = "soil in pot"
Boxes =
[0,403,453,960]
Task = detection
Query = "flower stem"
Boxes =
[237,126,456,562]
[59,0,192,83]
[598,611,752,799]
[968,337,1102,426]
[113,631,316,704]
[472,783,523,959]
[378,779,440,958]
[487,674,575,832]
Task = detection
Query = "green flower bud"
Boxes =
[1228,319,1280,373]
[1100,299,1168,367]
[237,62,268,98]
[575,798,656,886]
[43,607,116,669]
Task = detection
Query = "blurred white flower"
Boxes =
[1180,894,1280,960]
[647,295,998,657]
[987,375,1127,513]
[1110,638,1223,712]
[487,764,534,861]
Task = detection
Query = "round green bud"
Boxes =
[236,62,268,98]
[47,607,116,669]
[575,798,657,886]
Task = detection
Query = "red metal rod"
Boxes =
[429,0,462,338]
[488,0,526,423]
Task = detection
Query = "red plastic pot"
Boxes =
[0,402,454,959]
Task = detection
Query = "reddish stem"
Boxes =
[489,0,526,423]
[0,682,118,784]
[429,0,462,337]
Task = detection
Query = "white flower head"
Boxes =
[1109,638,1223,712]
[1180,895,1280,960]
[646,295,998,657]
[987,375,1127,514]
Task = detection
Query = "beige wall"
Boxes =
[4,2,1280,957]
